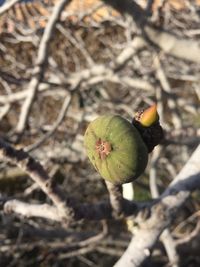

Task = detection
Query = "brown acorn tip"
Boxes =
[132,104,164,153]
[95,139,112,160]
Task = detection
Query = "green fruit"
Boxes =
[84,115,148,185]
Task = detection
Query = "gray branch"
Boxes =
[104,0,200,63]
[0,138,143,222]
[114,145,200,267]
[0,0,20,16]
[16,0,72,134]
[0,138,75,223]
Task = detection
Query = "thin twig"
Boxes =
[105,181,124,218]
[0,0,20,16]
[154,55,182,129]
[150,146,180,267]
[16,0,72,134]
[25,93,73,152]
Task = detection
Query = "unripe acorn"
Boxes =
[84,115,149,185]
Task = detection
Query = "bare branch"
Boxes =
[25,93,73,152]
[160,229,179,267]
[104,0,200,63]
[0,139,75,223]
[145,25,200,63]
[154,55,182,129]
[0,0,20,16]
[16,0,72,134]
[4,200,61,221]
[114,145,200,267]
[3,196,145,222]
[149,147,180,267]
[0,138,145,222]
[105,181,124,218]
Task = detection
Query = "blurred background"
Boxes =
[0,0,199,266]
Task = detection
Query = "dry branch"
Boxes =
[4,201,61,221]
[115,145,200,267]
[0,139,75,223]
[145,25,200,63]
[26,93,73,152]
[105,181,124,218]
[104,0,200,63]
[0,0,199,265]
[0,138,143,222]
[149,147,179,267]
[0,0,21,15]
[16,0,72,134]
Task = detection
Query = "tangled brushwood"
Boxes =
[0,1,200,267]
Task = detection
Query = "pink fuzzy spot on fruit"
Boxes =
[95,139,112,160]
